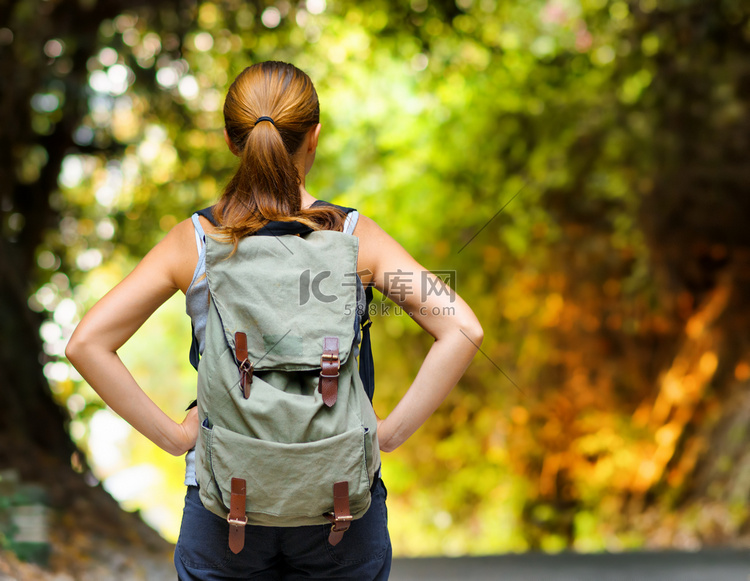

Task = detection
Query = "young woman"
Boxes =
[66,61,483,580]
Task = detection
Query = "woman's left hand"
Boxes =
[175,407,200,455]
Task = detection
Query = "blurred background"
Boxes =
[1,0,750,577]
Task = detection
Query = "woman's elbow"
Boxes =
[463,320,484,347]
[65,336,81,367]
[65,329,90,368]
[450,308,483,347]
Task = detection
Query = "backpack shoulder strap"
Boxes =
[196,206,219,226]
[311,199,356,214]
[359,285,375,401]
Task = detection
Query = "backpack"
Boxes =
[192,206,380,554]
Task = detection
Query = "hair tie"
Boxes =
[255,116,276,127]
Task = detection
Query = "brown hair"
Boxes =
[214,61,346,245]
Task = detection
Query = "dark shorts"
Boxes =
[174,478,392,580]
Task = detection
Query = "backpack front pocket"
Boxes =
[205,423,372,527]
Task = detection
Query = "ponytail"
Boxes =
[214,62,346,248]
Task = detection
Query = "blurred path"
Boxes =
[5,548,750,580]
[390,550,750,581]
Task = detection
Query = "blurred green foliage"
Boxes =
[6,0,750,555]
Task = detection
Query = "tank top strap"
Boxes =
[191,212,206,252]
[343,210,359,235]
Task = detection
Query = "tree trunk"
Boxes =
[0,0,183,576]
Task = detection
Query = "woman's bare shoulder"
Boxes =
[352,212,403,243]
[352,212,420,290]
[153,217,201,293]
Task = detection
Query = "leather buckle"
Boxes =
[331,522,351,532]
[330,514,352,532]
[320,337,340,407]
[227,515,248,526]
[239,359,254,398]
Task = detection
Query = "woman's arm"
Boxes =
[65,219,200,456]
[354,215,484,453]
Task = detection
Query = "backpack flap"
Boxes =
[204,230,359,372]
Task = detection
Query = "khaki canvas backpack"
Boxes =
[194,216,380,554]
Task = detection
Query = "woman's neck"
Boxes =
[300,186,317,210]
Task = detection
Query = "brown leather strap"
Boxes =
[235,332,253,398]
[324,481,352,546]
[318,336,339,407]
[227,477,247,554]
